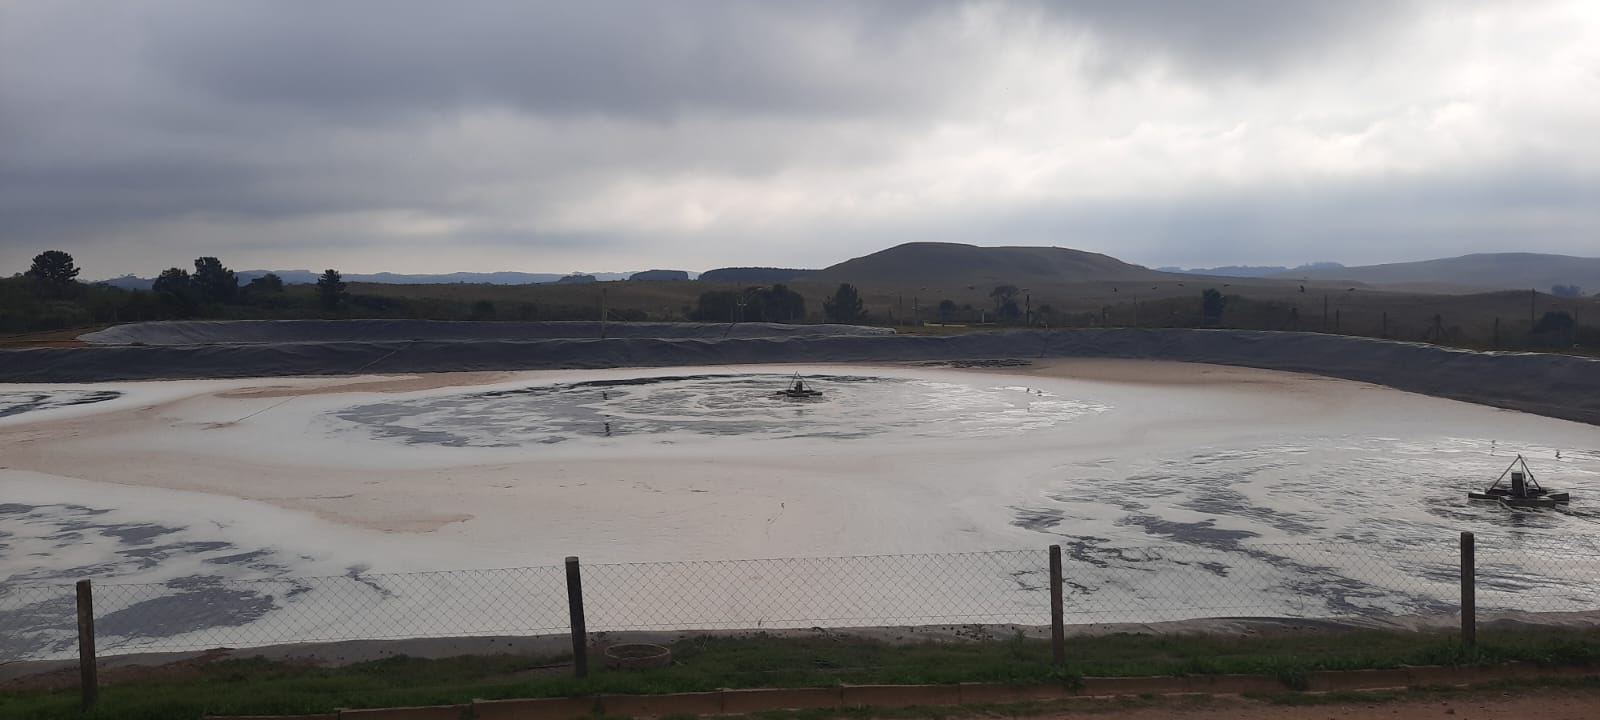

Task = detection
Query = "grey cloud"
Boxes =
[1031,0,1434,78]
[1,0,1594,276]
[140,1,965,122]
[1,0,943,248]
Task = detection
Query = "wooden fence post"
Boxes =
[1049,545,1065,665]
[76,579,98,708]
[1460,532,1476,648]
[566,556,589,678]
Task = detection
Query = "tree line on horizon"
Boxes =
[3,249,1594,354]
[2,250,366,332]
[3,249,882,331]
[3,250,736,331]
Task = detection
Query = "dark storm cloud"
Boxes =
[1033,0,1428,77]
[142,1,963,122]
[0,1,964,249]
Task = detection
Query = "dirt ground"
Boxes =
[1031,689,1600,720]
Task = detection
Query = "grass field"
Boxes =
[6,628,1600,720]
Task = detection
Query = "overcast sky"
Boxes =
[3,1,1597,278]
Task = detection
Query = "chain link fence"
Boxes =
[583,551,1048,631]
[4,534,1598,664]
[1483,542,1600,615]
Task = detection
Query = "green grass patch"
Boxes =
[5,628,1600,720]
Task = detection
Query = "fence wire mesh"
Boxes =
[1481,540,1600,615]
[1051,540,1464,622]
[584,551,1048,630]
[4,566,568,662]
[4,535,1597,664]
[0,584,77,662]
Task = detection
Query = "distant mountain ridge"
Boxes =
[811,242,1170,286]
[1269,253,1600,293]
[84,249,1599,296]
[629,269,691,281]
[1158,262,1345,278]
[698,267,816,282]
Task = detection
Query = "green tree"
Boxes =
[246,273,284,294]
[693,285,806,323]
[937,299,957,322]
[317,269,347,311]
[989,285,1018,313]
[1201,288,1228,326]
[241,273,286,308]
[26,250,80,288]
[691,289,743,321]
[152,267,191,296]
[751,283,805,322]
[822,283,866,324]
[152,267,197,317]
[191,257,238,303]
[1533,310,1576,347]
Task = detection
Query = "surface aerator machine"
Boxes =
[1469,454,1570,508]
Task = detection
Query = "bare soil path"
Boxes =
[1021,689,1600,720]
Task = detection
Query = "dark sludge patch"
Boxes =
[1122,517,1261,548]
[0,594,78,658]
[97,586,277,640]
[101,523,184,546]
[332,373,999,447]
[1180,488,1318,535]
[1010,507,1065,531]
[0,390,121,418]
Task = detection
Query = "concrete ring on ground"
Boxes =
[603,643,673,670]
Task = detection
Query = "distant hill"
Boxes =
[628,269,690,281]
[1159,262,1344,278]
[810,242,1169,287]
[1270,253,1600,293]
[97,275,156,290]
[93,269,634,289]
[698,267,816,283]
